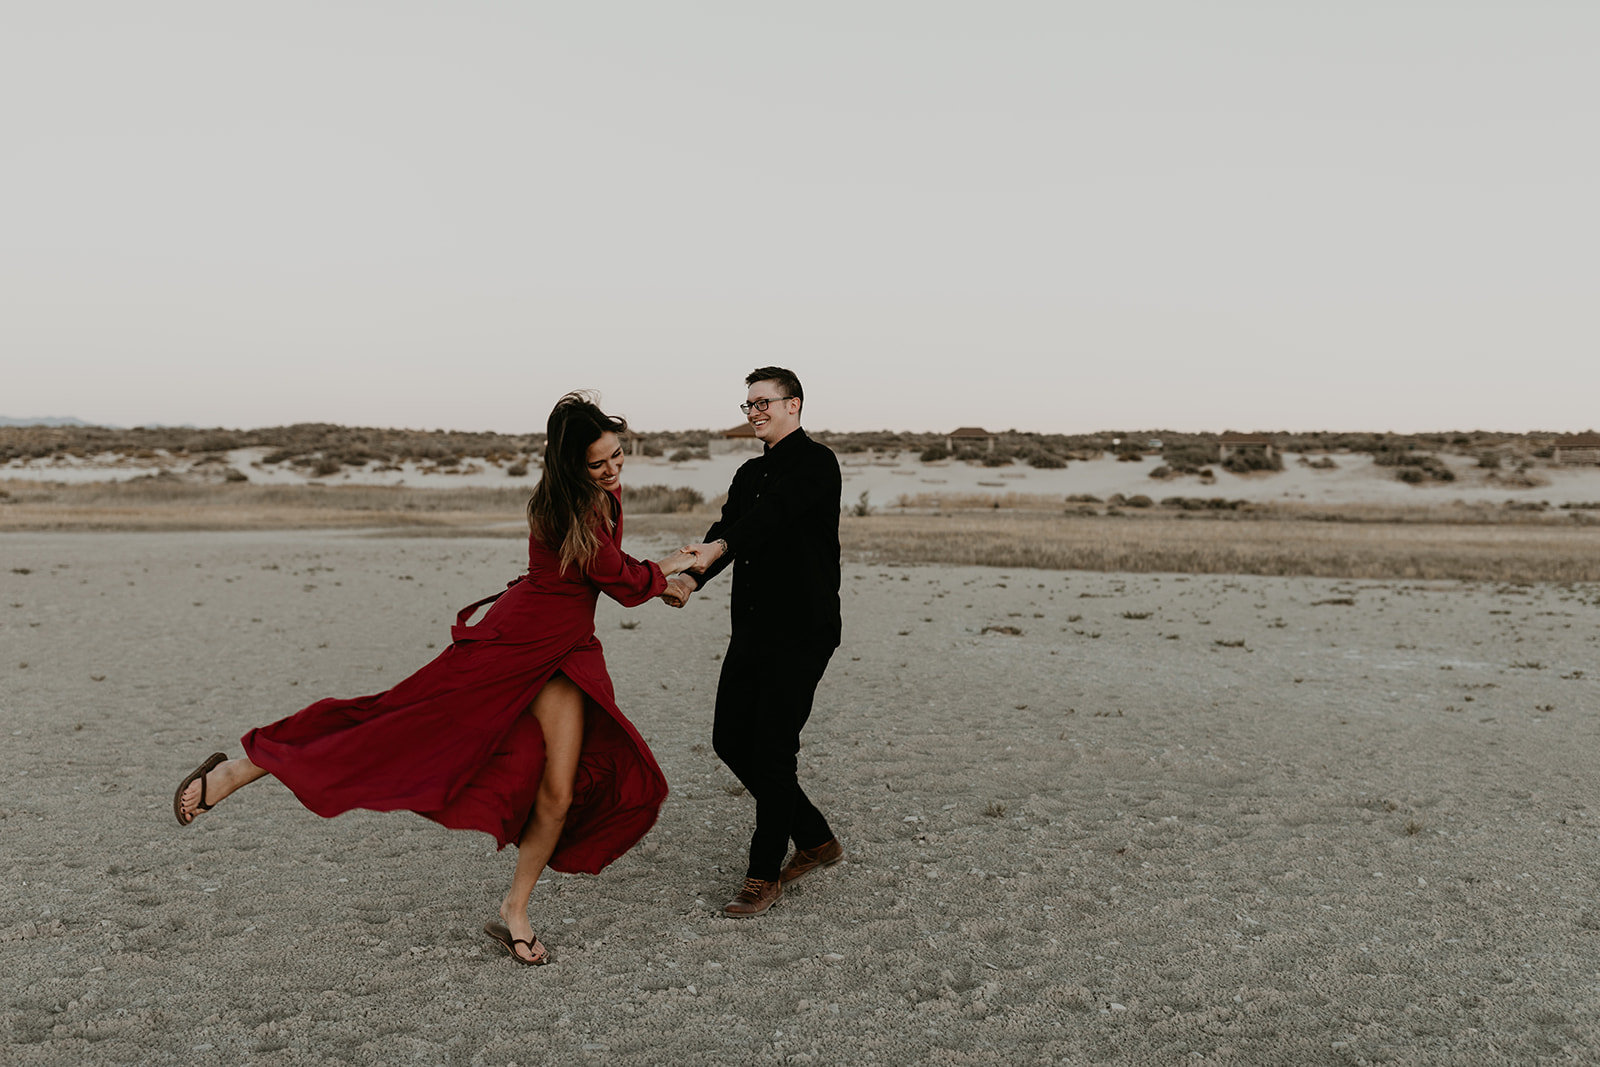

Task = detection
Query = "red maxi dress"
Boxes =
[241,493,669,874]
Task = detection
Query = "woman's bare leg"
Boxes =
[498,672,584,963]
[177,757,270,823]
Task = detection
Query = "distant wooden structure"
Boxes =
[1554,433,1600,466]
[711,423,761,455]
[1217,432,1276,463]
[947,426,997,453]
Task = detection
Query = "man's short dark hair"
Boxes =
[745,366,803,408]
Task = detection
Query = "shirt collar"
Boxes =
[762,426,808,457]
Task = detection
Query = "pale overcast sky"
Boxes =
[3,2,1595,434]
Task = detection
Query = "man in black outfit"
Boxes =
[665,367,844,916]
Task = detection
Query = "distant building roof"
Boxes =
[1218,432,1273,445]
[721,424,756,438]
[1560,434,1600,448]
[949,427,995,438]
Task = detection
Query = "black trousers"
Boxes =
[712,639,835,882]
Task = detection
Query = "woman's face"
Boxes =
[585,431,624,491]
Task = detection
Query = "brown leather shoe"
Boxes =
[723,877,782,916]
[780,837,844,884]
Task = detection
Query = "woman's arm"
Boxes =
[583,527,696,608]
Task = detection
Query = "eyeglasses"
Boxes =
[739,396,793,415]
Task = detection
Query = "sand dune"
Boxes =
[4,529,1599,1064]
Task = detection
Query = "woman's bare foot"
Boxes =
[497,902,548,965]
[176,757,267,824]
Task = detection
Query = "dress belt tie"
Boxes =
[449,575,525,642]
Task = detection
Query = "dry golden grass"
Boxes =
[0,481,700,533]
[0,482,520,532]
[833,513,1600,583]
[892,491,1584,526]
[6,482,1599,582]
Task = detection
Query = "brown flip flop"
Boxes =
[483,920,549,966]
[173,752,228,827]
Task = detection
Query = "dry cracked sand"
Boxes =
[4,530,1599,1065]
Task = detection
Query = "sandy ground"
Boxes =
[8,447,1600,510]
[3,530,1600,1065]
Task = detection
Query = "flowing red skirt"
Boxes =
[242,520,669,875]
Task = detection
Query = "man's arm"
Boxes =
[705,444,839,558]
[682,463,748,588]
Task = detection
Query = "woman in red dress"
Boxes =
[173,392,694,966]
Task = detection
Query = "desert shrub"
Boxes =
[622,485,704,513]
[1106,493,1126,505]
[1116,451,1144,463]
[640,442,663,457]
[312,457,341,477]
[1477,453,1502,469]
[920,444,951,462]
[506,462,529,478]
[1026,451,1066,469]
[262,450,294,464]
[1125,494,1153,508]
[669,448,708,463]
[1064,494,1101,503]
[434,455,461,468]
[1531,447,1554,459]
[223,468,249,483]
[1159,496,1242,511]
[1221,450,1283,473]
[1375,448,1454,483]
[188,432,242,452]
[1299,455,1339,469]
[953,447,985,462]
[852,490,871,517]
[1149,465,1175,480]
[1163,444,1218,470]
[981,454,1013,468]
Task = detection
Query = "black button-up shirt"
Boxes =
[690,427,842,652]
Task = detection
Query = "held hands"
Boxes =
[680,538,726,573]
[660,574,696,609]
[655,548,698,577]
[657,538,723,608]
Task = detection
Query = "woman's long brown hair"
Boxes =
[526,392,628,575]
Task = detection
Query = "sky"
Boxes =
[3,2,1596,435]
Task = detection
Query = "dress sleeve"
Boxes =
[582,511,667,607]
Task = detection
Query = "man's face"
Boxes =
[745,380,801,444]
